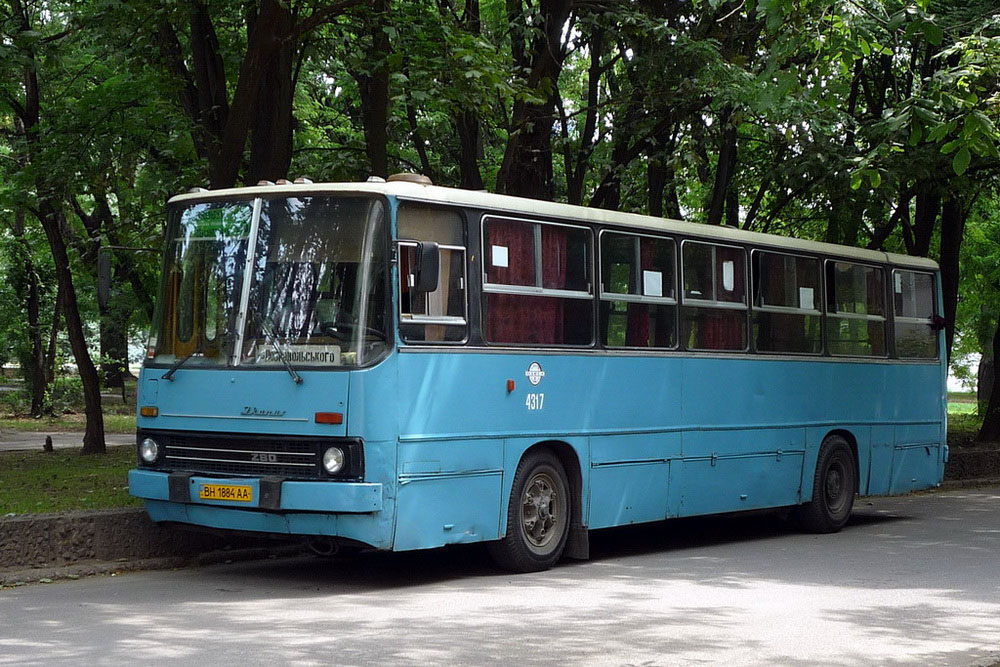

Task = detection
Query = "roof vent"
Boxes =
[366,176,387,183]
[257,180,275,186]
[294,177,313,184]
[275,179,291,185]
[387,173,433,185]
[187,187,209,193]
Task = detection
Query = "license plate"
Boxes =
[199,484,253,502]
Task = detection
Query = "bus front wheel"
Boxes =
[488,450,570,572]
[795,435,857,533]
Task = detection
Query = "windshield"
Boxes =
[147,195,389,370]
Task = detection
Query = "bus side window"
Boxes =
[751,250,821,354]
[483,217,594,346]
[599,231,677,349]
[826,261,886,357]
[680,241,747,351]
[397,205,467,343]
[893,269,938,359]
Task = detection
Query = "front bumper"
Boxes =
[129,469,382,513]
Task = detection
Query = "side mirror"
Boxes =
[414,241,440,292]
[98,249,112,310]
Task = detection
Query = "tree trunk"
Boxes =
[495,0,574,200]
[10,209,46,416]
[939,197,966,361]
[36,203,106,454]
[355,0,391,178]
[455,110,483,190]
[977,318,1000,442]
[248,3,295,183]
[979,351,994,415]
[707,110,737,225]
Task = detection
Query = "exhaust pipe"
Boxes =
[306,537,340,557]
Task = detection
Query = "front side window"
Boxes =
[752,250,822,354]
[398,205,467,343]
[600,231,676,348]
[148,202,253,367]
[681,241,747,351]
[826,261,886,357]
[893,270,938,359]
[483,217,593,345]
[149,195,389,369]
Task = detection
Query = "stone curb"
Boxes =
[0,507,297,583]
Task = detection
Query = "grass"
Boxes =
[948,402,978,415]
[0,414,136,433]
[0,446,141,515]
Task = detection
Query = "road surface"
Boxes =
[2,487,999,666]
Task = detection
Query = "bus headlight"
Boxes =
[322,446,345,475]
[140,438,160,464]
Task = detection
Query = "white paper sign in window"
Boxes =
[643,270,663,297]
[722,261,735,292]
[894,272,903,293]
[799,287,815,310]
[491,245,509,268]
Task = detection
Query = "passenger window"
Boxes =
[398,206,467,343]
[826,261,886,356]
[893,270,938,359]
[751,251,821,354]
[600,232,676,348]
[483,217,593,345]
[681,241,747,351]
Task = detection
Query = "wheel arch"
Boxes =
[514,440,589,560]
[824,428,861,495]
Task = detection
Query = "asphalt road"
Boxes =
[0,429,134,452]
[2,487,1000,666]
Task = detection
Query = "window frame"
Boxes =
[479,214,595,347]
[598,229,678,350]
[397,240,469,326]
[750,248,823,356]
[824,259,888,358]
[891,268,939,360]
[679,239,749,352]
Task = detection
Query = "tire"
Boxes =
[795,435,857,533]
[487,450,571,573]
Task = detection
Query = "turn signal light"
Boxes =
[315,412,343,425]
[140,406,159,417]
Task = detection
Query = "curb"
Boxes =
[0,544,304,587]
[0,508,297,584]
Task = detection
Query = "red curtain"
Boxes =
[486,219,565,344]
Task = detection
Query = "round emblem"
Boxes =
[525,361,545,386]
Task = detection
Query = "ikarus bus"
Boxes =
[129,174,947,572]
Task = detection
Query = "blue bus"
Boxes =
[128,175,947,572]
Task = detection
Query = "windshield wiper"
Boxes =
[161,351,200,381]
[255,313,303,385]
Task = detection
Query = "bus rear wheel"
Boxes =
[795,435,857,533]
[487,450,570,573]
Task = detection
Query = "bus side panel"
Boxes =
[393,473,503,550]
[393,439,504,551]
[676,428,805,515]
[588,433,679,529]
[348,359,401,549]
[890,423,944,494]
[866,426,895,495]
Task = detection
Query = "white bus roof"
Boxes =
[169,180,939,271]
